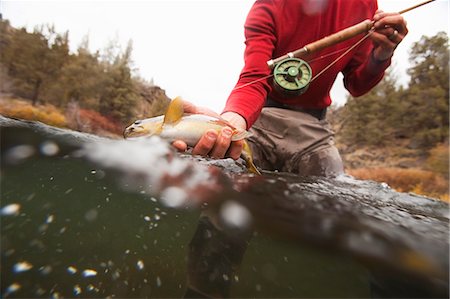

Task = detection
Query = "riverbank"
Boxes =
[1,97,448,201]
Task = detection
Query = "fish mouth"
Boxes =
[123,126,146,139]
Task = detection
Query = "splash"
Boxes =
[79,137,223,206]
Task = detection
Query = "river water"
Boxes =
[1,116,449,298]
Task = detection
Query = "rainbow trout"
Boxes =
[123,97,261,175]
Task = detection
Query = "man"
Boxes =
[174,0,408,177]
[180,2,408,297]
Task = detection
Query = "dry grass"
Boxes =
[0,98,67,127]
[347,167,449,202]
[0,97,123,137]
[70,108,123,136]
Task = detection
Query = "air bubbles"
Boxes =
[160,186,188,208]
[156,276,162,287]
[136,260,145,270]
[39,265,53,275]
[67,266,78,274]
[13,261,33,273]
[46,214,55,224]
[82,269,98,277]
[5,144,35,164]
[73,285,82,295]
[91,169,106,179]
[4,283,21,296]
[84,209,98,222]
[220,200,252,229]
[1,203,21,216]
[40,141,59,156]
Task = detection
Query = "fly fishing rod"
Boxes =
[236,0,436,96]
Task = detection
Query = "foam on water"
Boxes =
[80,136,219,206]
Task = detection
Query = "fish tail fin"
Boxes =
[241,140,261,175]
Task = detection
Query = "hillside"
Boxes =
[0,19,448,201]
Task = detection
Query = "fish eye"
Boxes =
[134,120,142,125]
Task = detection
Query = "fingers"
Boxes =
[192,129,219,156]
[227,140,244,160]
[373,10,408,37]
[370,10,408,61]
[172,140,188,152]
[173,100,244,160]
[190,127,242,160]
[210,127,233,158]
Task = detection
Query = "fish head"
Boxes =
[123,116,164,138]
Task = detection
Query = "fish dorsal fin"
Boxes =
[164,96,184,125]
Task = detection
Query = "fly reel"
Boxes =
[272,58,312,97]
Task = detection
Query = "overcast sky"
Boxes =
[1,0,448,112]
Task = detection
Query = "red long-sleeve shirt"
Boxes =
[224,0,391,128]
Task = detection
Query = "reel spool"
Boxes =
[272,58,312,97]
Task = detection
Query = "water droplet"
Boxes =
[150,197,157,202]
[380,182,390,189]
[5,144,35,164]
[160,186,187,208]
[67,266,78,274]
[82,269,97,277]
[144,216,151,222]
[40,141,59,156]
[156,276,162,287]
[13,261,33,273]
[1,203,21,216]
[234,275,239,282]
[137,260,144,270]
[73,285,82,295]
[154,214,161,221]
[222,274,229,281]
[5,283,21,296]
[36,287,46,296]
[87,284,94,291]
[220,201,252,229]
[39,265,52,275]
[46,214,55,223]
[112,270,120,280]
[84,209,98,222]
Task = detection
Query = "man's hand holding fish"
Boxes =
[172,100,247,161]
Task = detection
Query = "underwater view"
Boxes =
[1,116,449,298]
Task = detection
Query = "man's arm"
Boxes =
[174,0,277,160]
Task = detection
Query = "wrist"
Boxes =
[220,111,247,130]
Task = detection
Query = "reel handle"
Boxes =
[268,19,373,68]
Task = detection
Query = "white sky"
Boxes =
[1,0,448,112]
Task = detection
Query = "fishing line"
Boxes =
[231,0,436,94]
[310,30,374,83]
